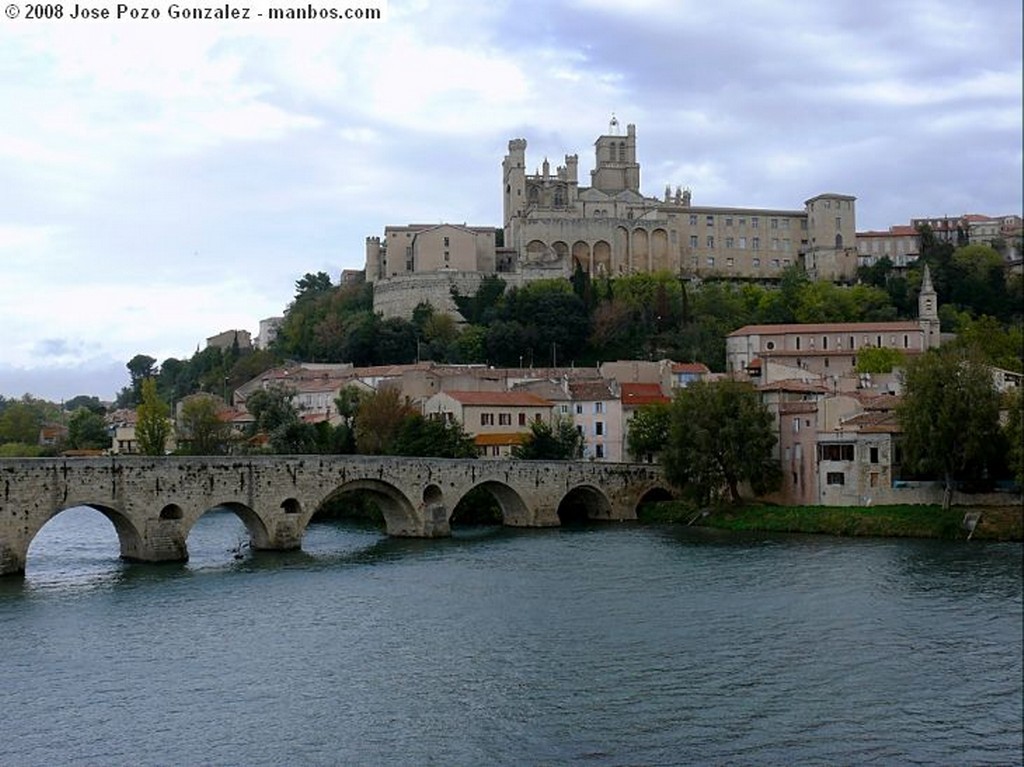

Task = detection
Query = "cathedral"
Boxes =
[367,118,859,318]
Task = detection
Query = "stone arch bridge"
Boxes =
[0,456,672,575]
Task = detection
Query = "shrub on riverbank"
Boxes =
[641,501,1023,541]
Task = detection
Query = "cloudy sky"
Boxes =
[2,0,1021,401]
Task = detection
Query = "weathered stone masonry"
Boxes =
[0,456,670,575]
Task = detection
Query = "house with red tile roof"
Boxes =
[422,390,553,458]
[620,382,670,462]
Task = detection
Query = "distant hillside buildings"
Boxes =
[367,117,861,318]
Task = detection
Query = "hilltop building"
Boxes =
[368,118,859,319]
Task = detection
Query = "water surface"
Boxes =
[1,507,1021,765]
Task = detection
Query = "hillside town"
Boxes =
[4,121,1022,510]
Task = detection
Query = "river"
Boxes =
[1,506,1021,766]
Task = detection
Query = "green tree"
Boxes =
[65,395,105,414]
[246,384,318,453]
[855,346,905,374]
[512,417,584,460]
[949,315,1023,372]
[389,414,477,458]
[353,388,416,455]
[67,408,111,450]
[179,395,232,455]
[0,400,46,445]
[135,378,172,456]
[294,271,333,301]
[125,354,158,405]
[663,380,781,505]
[1005,389,1023,487]
[626,402,671,461]
[896,349,1002,508]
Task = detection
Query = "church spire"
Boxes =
[918,263,940,349]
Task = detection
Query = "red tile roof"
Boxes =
[728,321,920,337]
[671,362,710,374]
[620,383,669,406]
[474,432,528,446]
[442,390,552,407]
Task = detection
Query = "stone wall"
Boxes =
[372,271,526,320]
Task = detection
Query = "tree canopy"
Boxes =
[135,378,172,456]
[896,349,1002,508]
[512,417,584,460]
[662,380,780,505]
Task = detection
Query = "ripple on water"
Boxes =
[1,510,1021,766]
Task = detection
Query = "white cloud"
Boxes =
[0,0,1021,399]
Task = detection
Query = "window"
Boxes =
[480,413,494,426]
[726,237,734,248]
[519,413,527,426]
[771,258,780,268]
[835,216,842,230]
[707,236,714,248]
[752,257,760,267]
[738,217,746,226]
[771,218,778,229]
[796,337,801,350]
[771,238,779,250]
[498,413,511,426]
[689,214,698,225]
[707,256,715,267]
[594,402,604,414]
[819,443,854,461]
[595,444,604,459]
[822,336,828,350]
[739,237,747,249]
[726,257,734,267]
[783,238,791,250]
[793,418,800,433]
[752,237,760,250]
[559,404,569,414]
[870,447,879,464]
[751,217,760,228]
[725,217,733,227]
[575,404,583,415]
[826,472,845,486]
[443,236,450,246]
[782,219,790,229]
[706,215,714,226]
[595,422,604,436]
[690,235,698,248]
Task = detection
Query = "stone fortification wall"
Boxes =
[372,271,525,320]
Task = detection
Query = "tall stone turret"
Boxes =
[503,138,527,250]
[918,263,941,349]
[365,236,383,281]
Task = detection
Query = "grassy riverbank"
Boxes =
[639,501,1023,541]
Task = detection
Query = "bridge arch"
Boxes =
[185,502,277,552]
[453,481,531,527]
[557,484,613,524]
[317,478,421,537]
[25,502,154,570]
